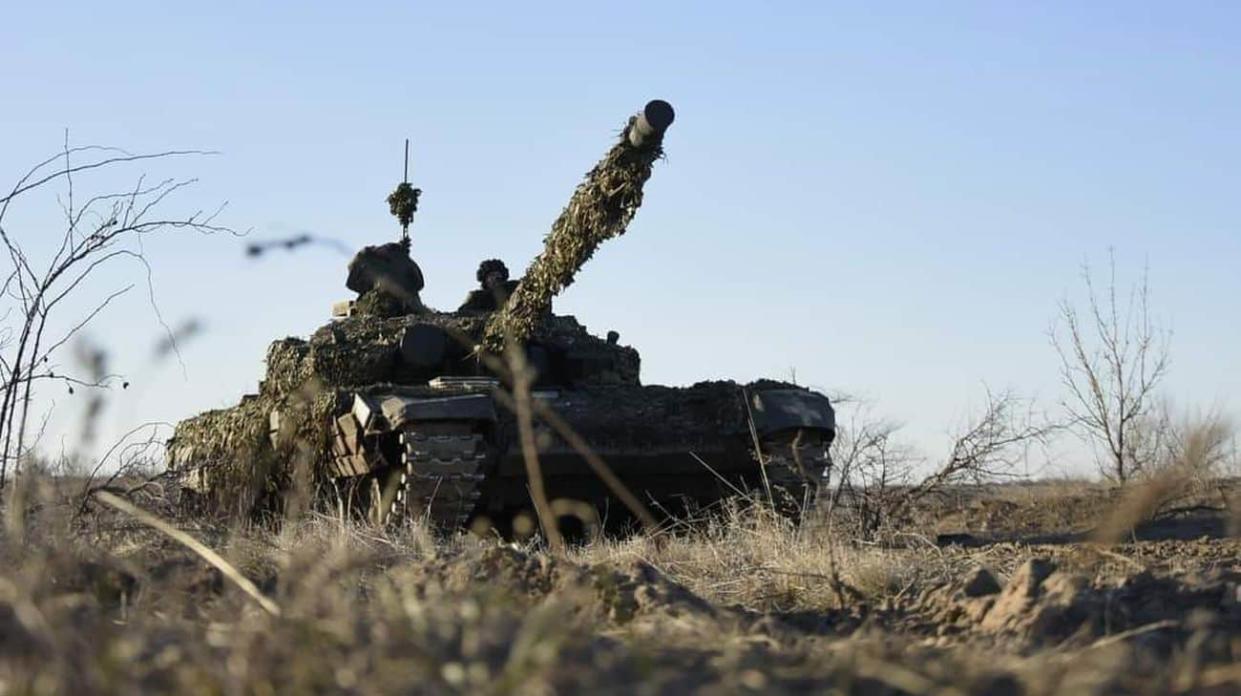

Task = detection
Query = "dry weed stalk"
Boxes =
[489,385,658,534]
[504,340,564,552]
[740,385,776,507]
[93,489,281,616]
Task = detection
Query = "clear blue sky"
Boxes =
[3,1,1238,475]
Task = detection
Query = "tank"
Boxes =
[166,100,836,533]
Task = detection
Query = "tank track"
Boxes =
[388,428,487,530]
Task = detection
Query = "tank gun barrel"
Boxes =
[482,100,675,353]
[628,99,676,148]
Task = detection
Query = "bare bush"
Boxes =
[829,390,1052,538]
[889,389,1053,523]
[1050,252,1171,483]
[0,141,235,489]
[824,397,914,536]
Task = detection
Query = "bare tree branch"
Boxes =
[0,150,216,207]
[0,144,235,489]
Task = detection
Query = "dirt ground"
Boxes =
[0,477,1237,694]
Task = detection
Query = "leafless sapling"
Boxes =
[1050,252,1171,483]
[0,140,236,489]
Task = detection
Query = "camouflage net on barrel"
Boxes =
[482,115,666,353]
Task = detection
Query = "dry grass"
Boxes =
[1093,416,1237,543]
[573,502,946,612]
[0,473,1237,694]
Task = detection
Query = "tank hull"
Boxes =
[496,384,832,529]
[168,376,834,533]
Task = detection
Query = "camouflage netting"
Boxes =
[166,394,283,513]
[534,315,641,385]
[483,113,668,352]
[353,288,415,319]
[263,312,639,394]
[266,326,398,394]
[171,306,650,513]
[263,339,312,397]
[386,181,421,231]
[168,387,347,514]
[265,313,485,393]
[346,244,427,316]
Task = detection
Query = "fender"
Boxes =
[748,389,836,441]
[354,392,498,433]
